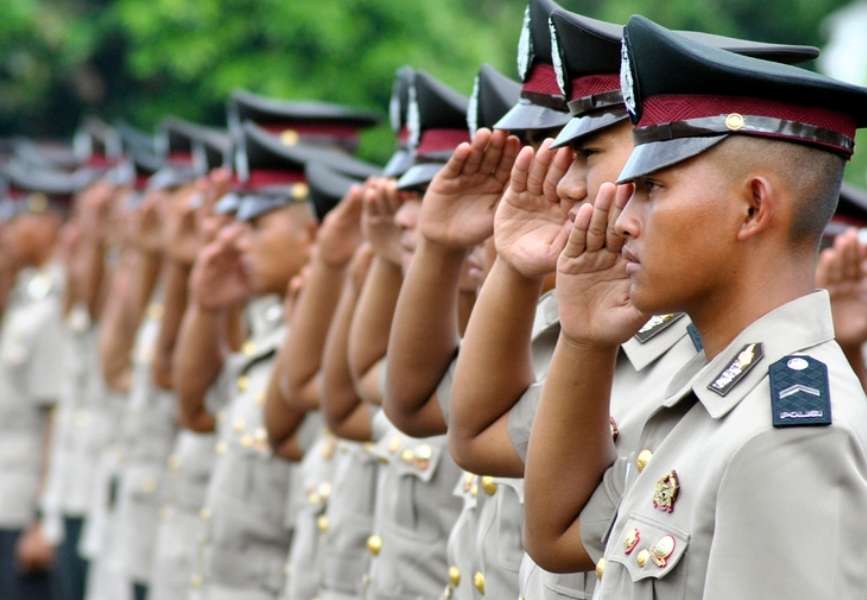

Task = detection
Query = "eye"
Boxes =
[578,147,599,159]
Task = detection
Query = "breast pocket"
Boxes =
[602,513,690,599]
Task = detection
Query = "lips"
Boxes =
[622,246,641,273]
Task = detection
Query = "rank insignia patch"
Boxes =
[770,355,831,428]
[635,313,684,344]
[652,470,680,513]
[708,342,764,396]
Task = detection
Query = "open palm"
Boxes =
[421,128,521,250]
[817,229,867,348]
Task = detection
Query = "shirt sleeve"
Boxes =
[506,381,544,462]
[433,355,460,422]
[578,456,629,564]
[26,302,64,406]
[702,426,867,599]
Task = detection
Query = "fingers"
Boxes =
[586,183,616,252]
[826,235,845,283]
[816,248,834,287]
[843,229,861,281]
[543,147,573,203]
[606,184,633,253]
[439,142,472,180]
[463,128,492,175]
[478,129,506,175]
[526,139,555,196]
[508,146,535,194]
[494,135,522,185]
[562,202,594,259]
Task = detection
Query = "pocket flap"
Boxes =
[607,513,689,582]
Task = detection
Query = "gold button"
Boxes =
[254,427,267,443]
[317,516,330,532]
[472,571,485,594]
[308,492,322,506]
[388,435,402,454]
[190,573,203,588]
[367,534,382,556]
[463,473,476,492]
[237,376,250,392]
[215,441,227,455]
[281,130,299,146]
[481,476,497,496]
[415,444,432,460]
[233,417,246,433]
[448,565,461,587]
[470,482,478,497]
[636,449,653,472]
[242,340,257,356]
[317,482,332,499]
[725,113,745,131]
[292,182,309,200]
[200,507,211,521]
[595,558,606,580]
[400,449,416,463]
[240,434,254,448]
[636,549,650,568]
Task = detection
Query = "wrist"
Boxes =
[493,257,545,291]
[418,237,468,263]
[558,330,621,356]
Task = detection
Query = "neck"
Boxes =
[688,249,816,360]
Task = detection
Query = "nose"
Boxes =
[556,159,588,208]
[614,185,639,240]
[394,199,420,232]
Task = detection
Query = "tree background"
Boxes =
[2,0,866,182]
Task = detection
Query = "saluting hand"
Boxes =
[494,139,575,279]
[189,223,252,311]
[361,178,403,265]
[315,183,366,267]
[128,191,165,254]
[816,228,867,349]
[556,183,647,347]
[165,186,203,265]
[421,128,521,250]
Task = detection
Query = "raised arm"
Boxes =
[524,184,645,572]
[322,245,376,441]
[347,180,404,405]
[173,224,252,432]
[449,140,574,476]
[386,129,520,436]
[816,227,867,390]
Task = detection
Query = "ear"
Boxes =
[736,174,778,242]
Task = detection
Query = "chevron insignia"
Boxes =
[770,355,831,428]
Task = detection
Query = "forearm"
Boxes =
[173,306,226,432]
[450,257,542,453]
[523,335,617,572]
[129,249,164,324]
[348,257,402,388]
[283,255,347,408]
[264,371,309,460]
[322,282,373,441]
[151,260,191,390]
[80,237,107,321]
[98,266,136,391]
[385,238,463,435]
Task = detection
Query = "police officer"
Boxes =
[523,15,867,599]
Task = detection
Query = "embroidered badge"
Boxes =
[623,528,641,555]
[467,75,480,137]
[686,323,703,352]
[516,6,534,81]
[707,343,764,397]
[634,313,684,344]
[620,39,639,120]
[770,355,831,428]
[652,470,680,513]
[548,16,567,96]
[651,535,676,567]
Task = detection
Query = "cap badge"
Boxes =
[708,342,764,396]
[280,130,299,146]
[548,17,567,96]
[620,40,638,120]
[467,75,480,137]
[517,6,534,81]
[407,84,421,148]
[652,470,680,513]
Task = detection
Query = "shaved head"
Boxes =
[710,136,844,248]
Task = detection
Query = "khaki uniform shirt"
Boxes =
[0,265,64,529]
[115,300,179,583]
[508,294,698,599]
[317,411,387,600]
[588,291,867,599]
[363,403,463,600]
[282,427,336,600]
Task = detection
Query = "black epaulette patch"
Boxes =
[770,355,831,428]
[686,324,703,352]
[634,313,685,344]
[707,343,763,397]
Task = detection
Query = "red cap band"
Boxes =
[522,64,562,98]
[261,122,360,141]
[638,95,856,140]
[245,169,305,190]
[168,152,194,165]
[570,74,620,101]
[417,129,470,155]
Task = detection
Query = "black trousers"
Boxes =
[57,516,88,600]
[0,527,56,600]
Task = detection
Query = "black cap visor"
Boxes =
[618,134,728,183]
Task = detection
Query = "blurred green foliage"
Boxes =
[1,0,866,182]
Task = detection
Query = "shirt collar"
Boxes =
[662,290,835,419]
[621,314,692,372]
